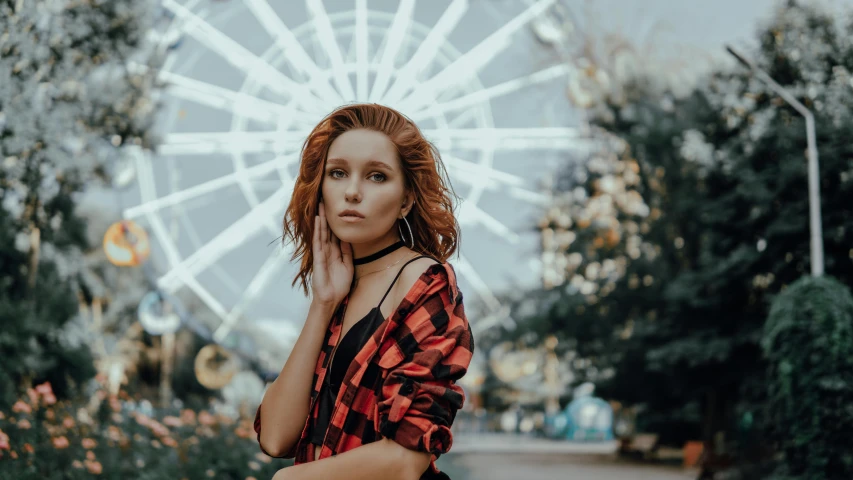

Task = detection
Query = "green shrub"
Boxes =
[762,275,853,479]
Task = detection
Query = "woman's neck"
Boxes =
[352,243,413,278]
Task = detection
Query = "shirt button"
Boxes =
[401,383,414,395]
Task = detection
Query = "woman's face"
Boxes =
[321,129,411,248]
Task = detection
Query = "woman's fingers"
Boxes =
[318,201,327,245]
[330,232,341,262]
[313,215,325,268]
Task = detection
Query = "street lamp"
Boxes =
[725,45,824,277]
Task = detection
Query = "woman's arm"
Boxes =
[256,299,337,458]
[272,438,429,480]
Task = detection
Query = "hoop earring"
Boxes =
[398,217,414,249]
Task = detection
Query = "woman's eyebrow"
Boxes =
[327,158,394,171]
[365,160,394,171]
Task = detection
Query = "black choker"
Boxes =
[353,241,405,265]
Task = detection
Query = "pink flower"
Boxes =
[23,443,34,453]
[162,415,182,427]
[0,411,5,420]
[42,393,57,406]
[0,431,10,450]
[198,411,215,426]
[26,389,38,404]
[17,419,32,430]
[162,436,178,448]
[12,401,31,414]
[62,416,75,429]
[149,421,169,437]
[85,459,103,475]
[34,382,53,396]
[72,460,84,469]
[52,436,70,449]
[180,409,196,425]
[81,438,97,449]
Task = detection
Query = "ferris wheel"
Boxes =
[123,0,589,347]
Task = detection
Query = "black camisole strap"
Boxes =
[376,255,437,310]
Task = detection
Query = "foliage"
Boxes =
[507,0,853,453]
[762,275,853,479]
[0,0,164,405]
[0,381,286,479]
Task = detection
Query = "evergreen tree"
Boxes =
[0,0,163,403]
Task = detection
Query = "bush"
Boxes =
[0,382,289,479]
[762,275,853,479]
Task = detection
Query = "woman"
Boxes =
[254,104,474,480]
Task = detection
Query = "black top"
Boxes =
[309,255,432,447]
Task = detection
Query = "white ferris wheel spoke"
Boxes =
[458,200,521,244]
[134,150,233,320]
[394,0,557,113]
[162,0,326,113]
[455,253,503,313]
[423,127,587,151]
[213,247,290,343]
[159,131,304,156]
[158,70,287,124]
[368,0,414,102]
[382,0,469,105]
[242,0,343,105]
[354,0,369,100]
[157,185,292,293]
[123,156,293,219]
[409,64,571,122]
[443,155,551,205]
[306,0,356,101]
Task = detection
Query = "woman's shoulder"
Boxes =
[392,255,460,309]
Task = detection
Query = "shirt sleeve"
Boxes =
[253,404,298,459]
[376,269,474,458]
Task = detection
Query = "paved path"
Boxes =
[452,433,620,454]
[435,453,696,480]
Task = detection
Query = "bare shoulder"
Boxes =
[391,256,440,306]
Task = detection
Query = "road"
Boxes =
[435,453,696,480]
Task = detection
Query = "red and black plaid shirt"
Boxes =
[254,262,474,479]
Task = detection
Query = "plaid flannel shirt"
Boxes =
[254,262,474,479]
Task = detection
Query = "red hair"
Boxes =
[283,103,460,295]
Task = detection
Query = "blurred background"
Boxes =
[2,0,853,478]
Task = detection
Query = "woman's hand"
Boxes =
[311,201,353,309]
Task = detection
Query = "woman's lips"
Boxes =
[338,215,365,223]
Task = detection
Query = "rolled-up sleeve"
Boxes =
[376,273,474,458]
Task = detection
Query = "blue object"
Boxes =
[565,396,613,441]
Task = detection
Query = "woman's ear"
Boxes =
[401,190,415,218]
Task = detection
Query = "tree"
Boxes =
[763,275,853,479]
[517,0,853,468]
[0,0,163,403]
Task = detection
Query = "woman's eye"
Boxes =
[369,173,386,182]
[329,169,345,179]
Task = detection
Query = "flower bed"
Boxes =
[0,382,289,479]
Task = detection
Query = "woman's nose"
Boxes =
[344,181,362,202]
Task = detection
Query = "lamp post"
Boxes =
[726,45,824,277]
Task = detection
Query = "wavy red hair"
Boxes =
[283,103,460,296]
